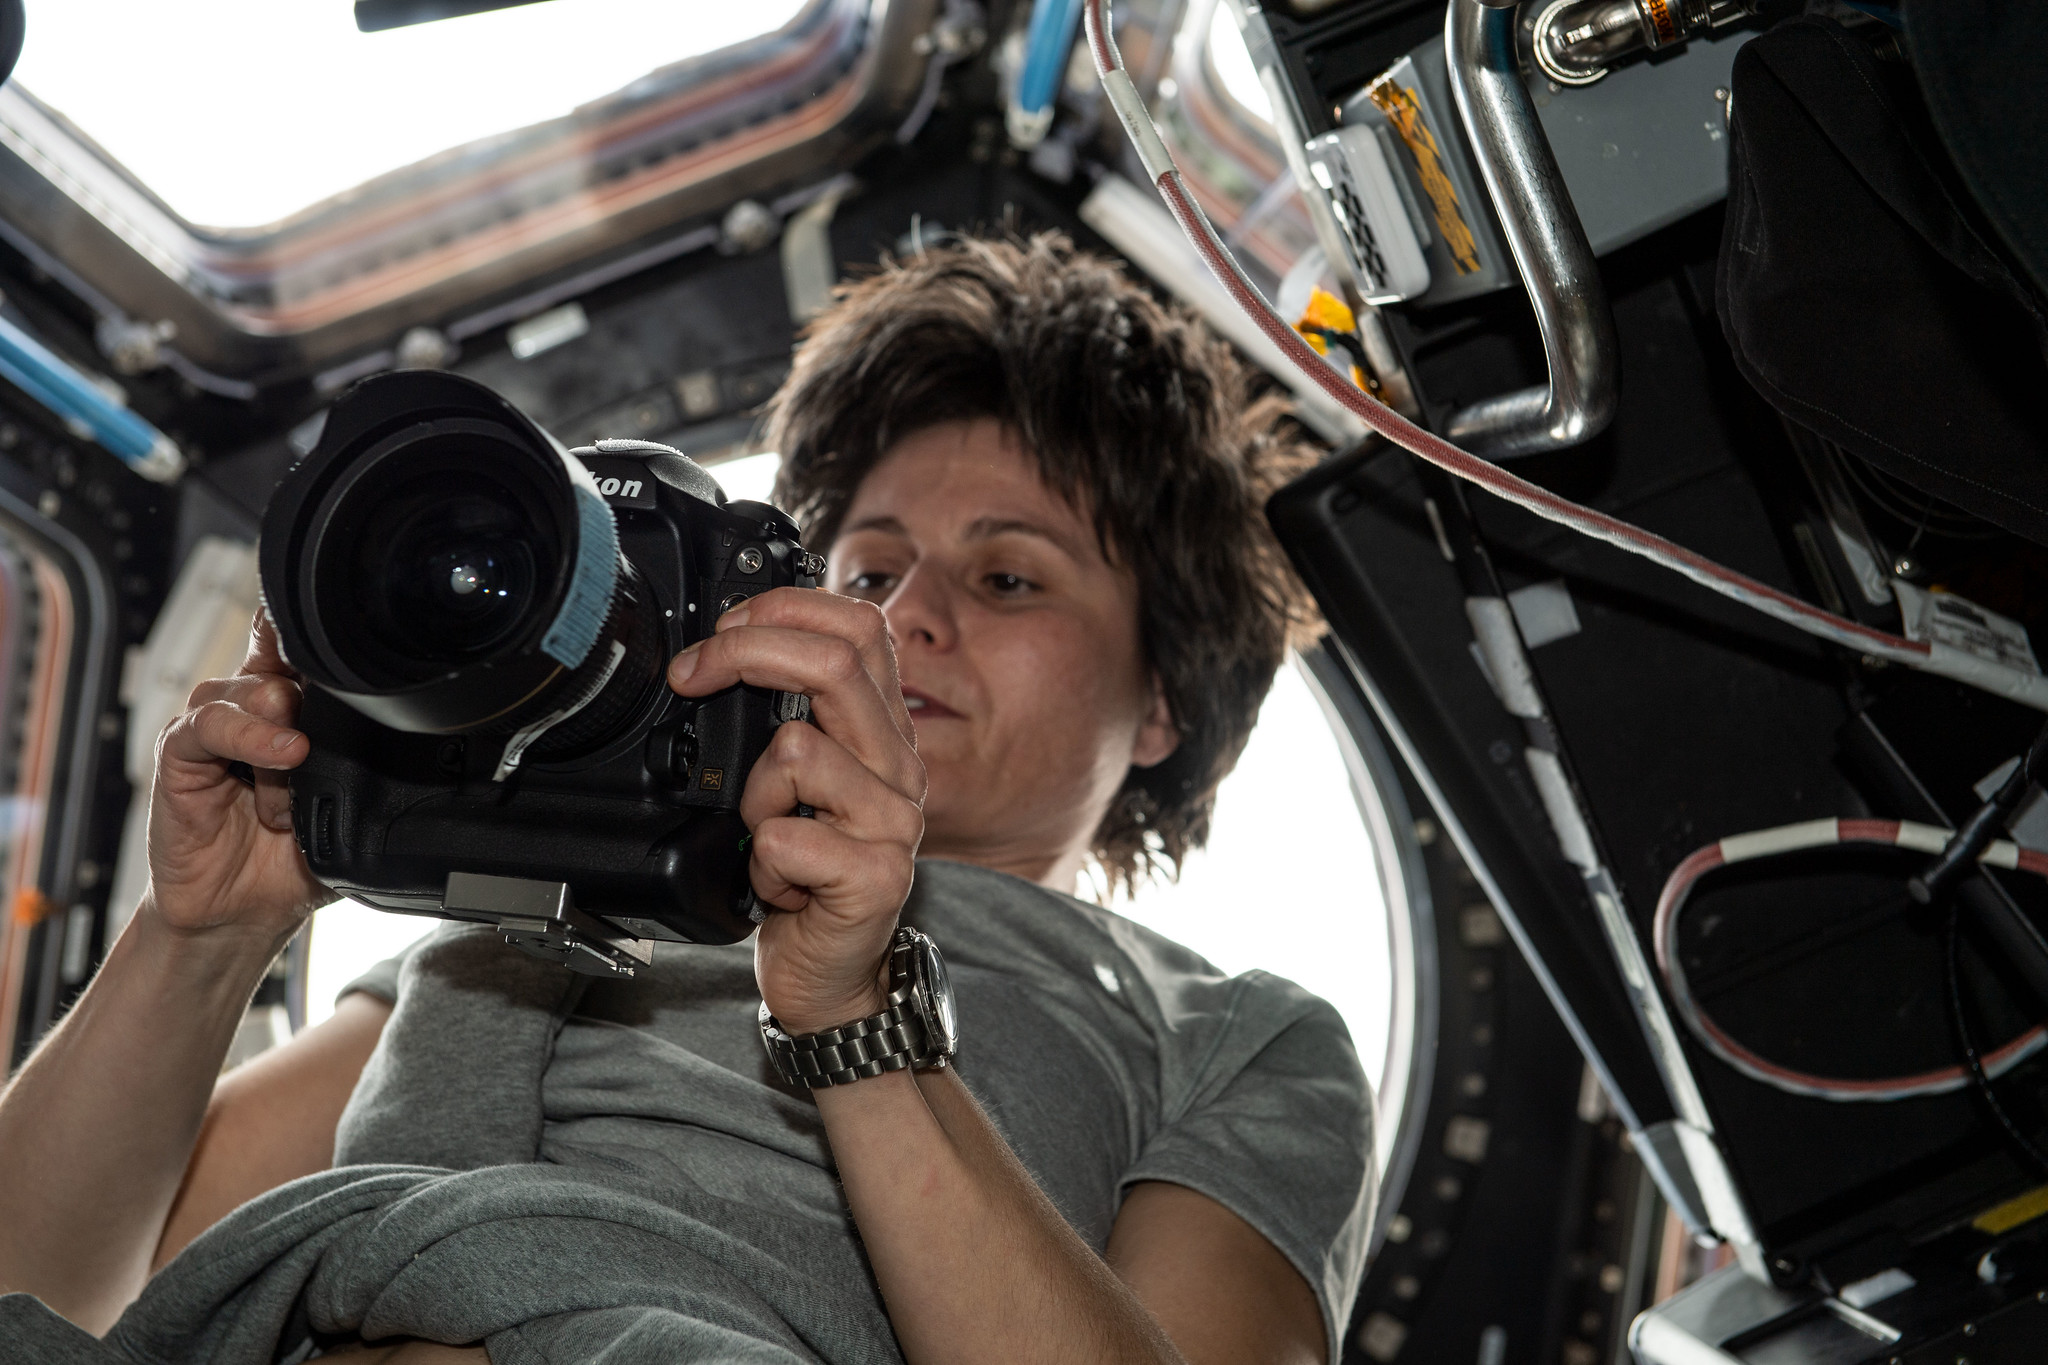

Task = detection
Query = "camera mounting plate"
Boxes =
[444,870,655,978]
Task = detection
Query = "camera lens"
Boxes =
[443,555,496,602]
[261,371,656,741]
[360,474,541,671]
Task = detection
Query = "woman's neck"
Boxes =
[916,833,1088,896]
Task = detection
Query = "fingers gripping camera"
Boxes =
[259,372,819,975]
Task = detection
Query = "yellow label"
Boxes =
[1642,0,1678,43]
[1291,287,1384,399]
[1974,1182,2048,1235]
[1295,285,1357,335]
[1366,76,1481,276]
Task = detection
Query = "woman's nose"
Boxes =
[884,562,958,651]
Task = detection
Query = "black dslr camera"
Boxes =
[260,371,818,976]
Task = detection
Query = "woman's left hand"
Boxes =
[666,587,926,1034]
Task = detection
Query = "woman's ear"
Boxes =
[1130,674,1181,770]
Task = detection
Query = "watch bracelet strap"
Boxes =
[765,983,943,1088]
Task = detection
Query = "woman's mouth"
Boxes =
[901,687,962,719]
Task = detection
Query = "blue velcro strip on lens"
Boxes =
[542,482,619,669]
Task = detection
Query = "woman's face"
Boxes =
[825,419,1179,890]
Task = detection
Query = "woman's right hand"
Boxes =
[0,612,344,1331]
[143,610,335,945]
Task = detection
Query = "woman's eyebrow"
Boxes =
[963,516,1083,559]
[840,513,1086,561]
[840,514,910,537]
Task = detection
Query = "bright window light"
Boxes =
[10,0,808,230]
[1105,658,1392,1092]
[704,450,785,506]
[306,900,439,1026]
[1207,4,1273,123]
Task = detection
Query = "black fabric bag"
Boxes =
[1902,0,2048,303]
[1717,16,2048,545]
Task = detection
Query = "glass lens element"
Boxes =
[357,475,543,669]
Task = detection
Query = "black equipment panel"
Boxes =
[1274,214,2048,1287]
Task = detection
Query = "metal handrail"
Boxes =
[1442,0,1619,458]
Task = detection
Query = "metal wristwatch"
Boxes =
[759,925,959,1088]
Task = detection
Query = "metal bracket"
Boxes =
[1442,0,1620,458]
[444,871,655,978]
[781,179,853,323]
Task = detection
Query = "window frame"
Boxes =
[0,458,118,1070]
[0,0,933,387]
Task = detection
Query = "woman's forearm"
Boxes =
[0,901,286,1332]
[816,1066,1186,1365]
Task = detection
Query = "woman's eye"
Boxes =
[847,571,897,596]
[984,572,1036,596]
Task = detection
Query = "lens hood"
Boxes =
[261,371,620,734]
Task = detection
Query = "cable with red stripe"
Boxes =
[1651,818,2048,1101]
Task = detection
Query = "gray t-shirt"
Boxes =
[339,858,1375,1362]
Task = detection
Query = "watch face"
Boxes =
[919,936,960,1057]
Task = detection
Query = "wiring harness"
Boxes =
[1082,0,2048,715]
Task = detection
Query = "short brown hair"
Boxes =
[764,232,1320,892]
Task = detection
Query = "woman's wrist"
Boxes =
[767,983,893,1037]
[128,891,298,995]
[760,929,899,1037]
